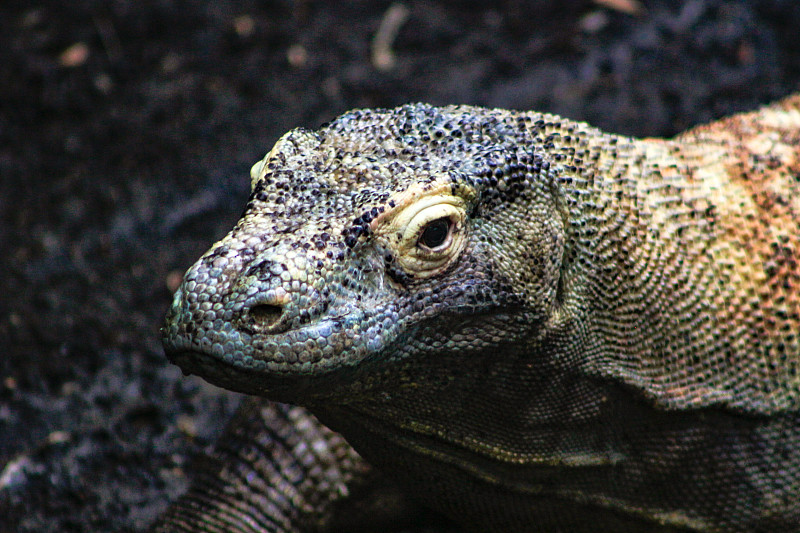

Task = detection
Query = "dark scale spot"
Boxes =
[387,265,413,285]
[246,259,276,279]
[205,245,230,261]
[240,202,254,218]
[343,226,365,248]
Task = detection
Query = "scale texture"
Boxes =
[155,95,800,532]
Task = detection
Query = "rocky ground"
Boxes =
[2,1,800,531]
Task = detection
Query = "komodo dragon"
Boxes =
[155,95,800,532]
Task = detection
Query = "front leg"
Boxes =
[150,398,431,532]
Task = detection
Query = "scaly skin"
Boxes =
[155,95,800,532]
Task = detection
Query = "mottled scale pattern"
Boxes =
[159,95,800,532]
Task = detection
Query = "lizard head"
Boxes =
[163,104,571,401]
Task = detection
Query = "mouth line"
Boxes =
[164,344,365,402]
[162,314,366,374]
[163,347,262,394]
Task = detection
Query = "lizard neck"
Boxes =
[555,98,800,414]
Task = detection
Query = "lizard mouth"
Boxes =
[164,345,346,401]
[165,348,295,397]
[161,307,402,400]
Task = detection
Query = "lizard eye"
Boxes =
[418,217,452,251]
[380,197,468,278]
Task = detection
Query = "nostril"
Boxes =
[249,304,285,330]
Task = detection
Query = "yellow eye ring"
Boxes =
[389,197,467,277]
[373,193,469,279]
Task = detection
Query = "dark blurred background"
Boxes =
[2,1,799,531]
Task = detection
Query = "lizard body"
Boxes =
[156,95,800,532]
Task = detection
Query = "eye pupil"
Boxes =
[419,218,450,249]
